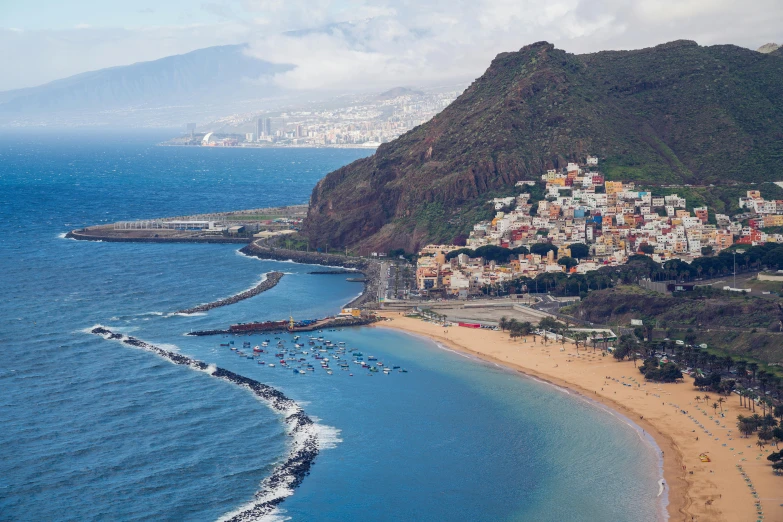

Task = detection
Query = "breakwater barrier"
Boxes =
[239,242,381,308]
[90,327,325,521]
[66,229,251,244]
[176,272,284,314]
[188,316,378,336]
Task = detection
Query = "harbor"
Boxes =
[214,330,409,377]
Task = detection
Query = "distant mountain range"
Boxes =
[303,40,783,251]
[0,45,292,125]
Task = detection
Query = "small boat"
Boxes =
[253,346,262,352]
[258,361,265,365]
[230,346,237,351]
[268,363,275,368]
[399,369,408,373]
[367,356,377,361]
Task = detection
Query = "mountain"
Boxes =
[378,87,424,100]
[303,40,783,252]
[757,43,781,53]
[0,45,292,124]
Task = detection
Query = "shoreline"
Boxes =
[374,313,782,522]
[392,326,677,521]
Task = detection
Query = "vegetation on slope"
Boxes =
[304,40,783,250]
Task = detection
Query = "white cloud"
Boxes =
[242,0,783,93]
[2,0,782,92]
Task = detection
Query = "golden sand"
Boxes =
[375,313,782,522]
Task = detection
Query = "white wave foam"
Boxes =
[168,311,208,317]
[313,423,342,450]
[57,232,67,239]
[91,327,331,522]
[155,343,180,352]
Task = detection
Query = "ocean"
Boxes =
[0,130,664,521]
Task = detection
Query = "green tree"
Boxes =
[569,243,590,259]
[557,256,578,270]
[530,243,558,257]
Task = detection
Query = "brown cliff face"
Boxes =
[304,40,783,251]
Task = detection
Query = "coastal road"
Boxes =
[378,261,390,303]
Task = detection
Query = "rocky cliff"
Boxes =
[304,40,783,251]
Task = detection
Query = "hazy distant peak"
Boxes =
[377,87,424,100]
[757,43,781,53]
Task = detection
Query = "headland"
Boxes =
[375,313,783,522]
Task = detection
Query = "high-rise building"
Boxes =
[186,123,196,138]
[257,117,272,137]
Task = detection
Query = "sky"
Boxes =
[1,0,781,92]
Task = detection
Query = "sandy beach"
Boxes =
[376,313,782,522]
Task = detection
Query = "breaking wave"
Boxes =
[90,326,331,521]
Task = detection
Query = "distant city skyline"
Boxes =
[2,0,781,92]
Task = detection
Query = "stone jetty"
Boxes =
[176,271,284,314]
[90,327,320,521]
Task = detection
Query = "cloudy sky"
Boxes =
[1,0,781,92]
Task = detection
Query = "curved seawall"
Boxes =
[175,272,284,314]
[240,242,380,308]
[90,327,321,521]
[66,229,251,244]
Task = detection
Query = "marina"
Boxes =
[217,331,409,377]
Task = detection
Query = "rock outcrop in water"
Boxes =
[175,272,284,314]
[91,326,321,521]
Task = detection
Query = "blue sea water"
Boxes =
[0,131,664,521]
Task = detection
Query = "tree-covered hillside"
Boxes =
[304,41,783,251]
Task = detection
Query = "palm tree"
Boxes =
[694,395,702,404]
[703,394,712,404]
[499,316,509,332]
[736,360,748,385]
[718,397,726,412]
[748,362,759,383]
[756,439,766,451]
[712,402,720,415]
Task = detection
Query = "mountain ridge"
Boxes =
[303,40,783,252]
[0,44,292,117]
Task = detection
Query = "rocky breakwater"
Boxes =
[240,242,380,308]
[176,272,284,314]
[90,327,323,521]
[66,227,251,244]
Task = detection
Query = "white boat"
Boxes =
[268,363,275,367]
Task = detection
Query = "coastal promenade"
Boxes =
[376,313,783,522]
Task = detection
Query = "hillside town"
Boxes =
[172,88,461,148]
[416,157,783,295]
